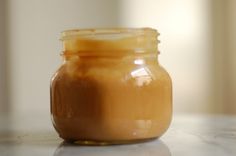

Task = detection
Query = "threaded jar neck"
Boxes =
[61,28,160,56]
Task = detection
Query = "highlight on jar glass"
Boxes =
[50,28,172,145]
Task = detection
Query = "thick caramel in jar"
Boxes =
[50,28,172,144]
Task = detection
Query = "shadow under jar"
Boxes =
[50,28,172,145]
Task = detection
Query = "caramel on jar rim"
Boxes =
[60,28,159,55]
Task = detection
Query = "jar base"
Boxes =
[64,137,158,146]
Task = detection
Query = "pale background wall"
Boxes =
[211,0,236,114]
[225,0,236,113]
[0,0,235,114]
[0,0,8,113]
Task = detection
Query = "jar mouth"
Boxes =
[61,27,159,54]
[61,27,159,40]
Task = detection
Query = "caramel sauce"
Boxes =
[50,28,172,143]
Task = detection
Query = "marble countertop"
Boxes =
[0,112,236,156]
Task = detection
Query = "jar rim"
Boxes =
[61,27,160,54]
[61,27,159,40]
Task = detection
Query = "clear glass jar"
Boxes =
[50,28,172,145]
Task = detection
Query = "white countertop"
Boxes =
[0,112,236,156]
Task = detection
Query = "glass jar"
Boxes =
[50,28,172,145]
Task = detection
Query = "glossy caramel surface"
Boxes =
[51,28,172,142]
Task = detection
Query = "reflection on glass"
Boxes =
[53,140,171,156]
[131,67,153,86]
[134,59,145,65]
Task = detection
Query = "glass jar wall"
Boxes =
[50,28,172,145]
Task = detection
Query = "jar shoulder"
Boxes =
[155,64,172,83]
[51,63,172,86]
